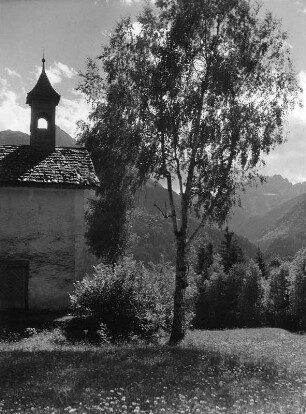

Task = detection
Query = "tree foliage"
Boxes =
[85,189,131,263]
[255,247,268,279]
[238,260,263,327]
[195,241,214,278]
[193,247,306,332]
[77,0,300,342]
[219,227,244,273]
[267,262,290,327]
[289,248,306,330]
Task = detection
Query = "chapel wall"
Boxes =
[0,186,86,309]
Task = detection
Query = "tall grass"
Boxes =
[1,328,306,413]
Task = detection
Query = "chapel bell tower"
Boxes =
[26,56,61,152]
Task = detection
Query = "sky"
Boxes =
[0,0,306,183]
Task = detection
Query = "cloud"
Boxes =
[0,65,90,139]
[261,70,306,183]
[34,61,77,84]
[289,70,306,123]
[121,0,141,3]
[121,0,154,4]
[0,78,30,133]
[294,0,306,12]
[56,97,90,138]
[261,120,306,183]
[4,68,21,79]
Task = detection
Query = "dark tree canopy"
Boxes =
[255,247,268,278]
[219,227,244,273]
[195,242,214,278]
[78,0,300,342]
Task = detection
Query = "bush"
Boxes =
[69,257,188,341]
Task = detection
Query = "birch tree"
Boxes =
[78,0,300,343]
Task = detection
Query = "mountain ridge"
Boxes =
[229,175,306,239]
[0,127,76,147]
[131,180,259,264]
[254,194,306,258]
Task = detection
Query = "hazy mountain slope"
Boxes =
[131,180,258,265]
[55,126,77,147]
[255,194,306,258]
[134,179,181,216]
[229,175,306,239]
[0,126,76,147]
[0,130,30,145]
[133,177,306,263]
[237,194,306,242]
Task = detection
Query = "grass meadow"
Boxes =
[1,328,306,413]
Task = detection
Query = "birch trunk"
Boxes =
[169,234,188,344]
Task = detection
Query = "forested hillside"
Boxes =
[130,181,258,265]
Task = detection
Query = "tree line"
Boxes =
[194,230,306,332]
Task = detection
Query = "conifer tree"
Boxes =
[255,247,268,279]
[194,254,227,329]
[223,263,246,327]
[268,262,290,327]
[238,260,263,327]
[195,242,214,280]
[219,227,244,273]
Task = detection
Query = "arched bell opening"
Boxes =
[37,114,49,130]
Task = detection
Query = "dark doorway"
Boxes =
[0,261,28,310]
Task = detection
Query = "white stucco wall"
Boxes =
[0,186,87,309]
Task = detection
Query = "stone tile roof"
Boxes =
[0,145,100,189]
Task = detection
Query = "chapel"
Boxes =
[0,58,99,310]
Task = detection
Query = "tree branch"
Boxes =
[153,202,172,218]
[161,132,179,236]
[186,214,207,249]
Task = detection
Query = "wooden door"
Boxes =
[0,261,28,310]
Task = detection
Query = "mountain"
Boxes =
[130,180,258,265]
[0,126,76,147]
[132,176,306,262]
[134,179,181,216]
[254,194,306,258]
[228,175,306,240]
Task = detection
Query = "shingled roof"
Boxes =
[0,145,99,189]
[26,69,60,105]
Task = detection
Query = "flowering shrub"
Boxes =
[70,257,186,341]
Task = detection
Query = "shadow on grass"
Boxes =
[0,342,285,412]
